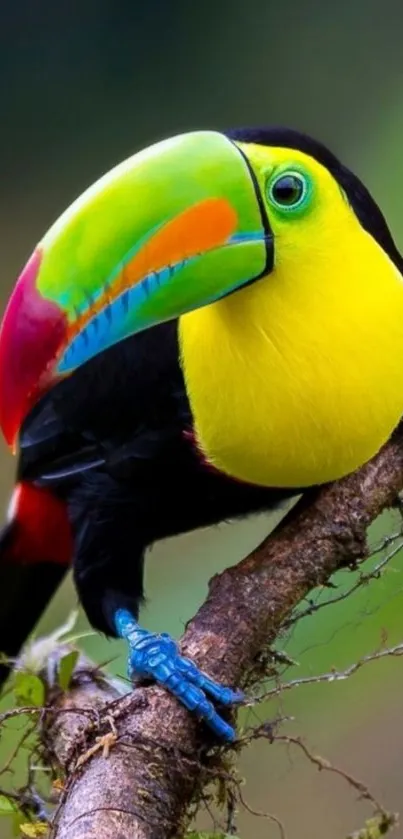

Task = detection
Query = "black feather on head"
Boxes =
[225,126,403,271]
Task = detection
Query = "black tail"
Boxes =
[0,534,68,687]
[0,482,73,690]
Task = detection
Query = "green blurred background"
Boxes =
[1,2,403,837]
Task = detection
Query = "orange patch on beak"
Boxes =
[67,197,237,343]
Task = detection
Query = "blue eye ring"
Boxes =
[267,169,311,213]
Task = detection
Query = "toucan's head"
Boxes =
[1,127,402,452]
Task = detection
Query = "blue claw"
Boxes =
[115,609,243,741]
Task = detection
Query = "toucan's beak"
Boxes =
[0,130,273,450]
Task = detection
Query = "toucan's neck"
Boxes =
[179,230,403,488]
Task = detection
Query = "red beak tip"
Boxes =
[0,248,68,448]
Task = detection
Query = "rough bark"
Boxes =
[42,428,403,839]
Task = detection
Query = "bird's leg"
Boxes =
[71,481,244,742]
[114,608,244,741]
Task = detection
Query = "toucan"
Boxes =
[1,127,403,741]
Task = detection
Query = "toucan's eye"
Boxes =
[268,171,309,212]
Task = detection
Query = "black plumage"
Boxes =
[1,126,401,684]
[19,320,294,636]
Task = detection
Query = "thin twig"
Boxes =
[287,538,403,626]
[273,735,386,814]
[246,641,403,705]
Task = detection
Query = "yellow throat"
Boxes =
[179,146,403,488]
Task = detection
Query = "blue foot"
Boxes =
[115,609,243,741]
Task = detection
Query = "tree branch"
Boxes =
[39,428,403,839]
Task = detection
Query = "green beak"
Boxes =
[0,130,271,448]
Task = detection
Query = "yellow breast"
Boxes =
[179,225,403,488]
